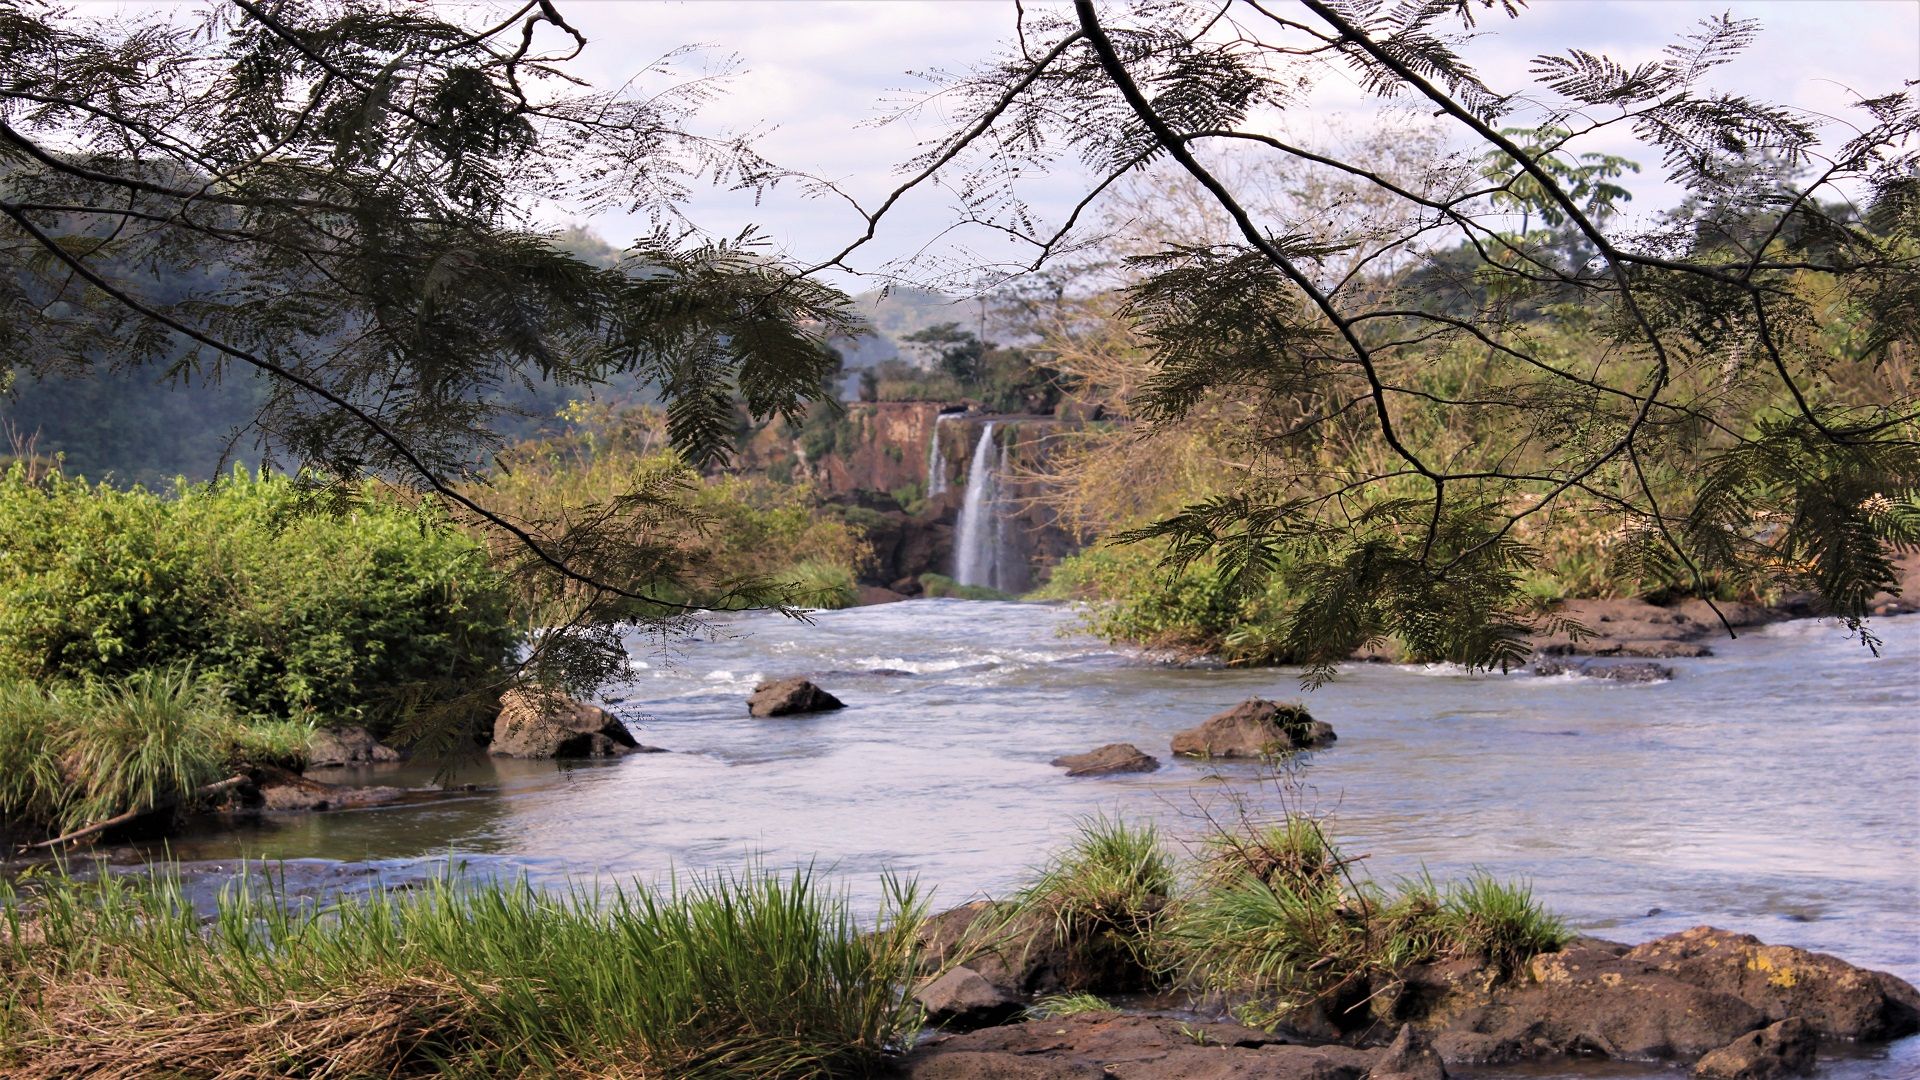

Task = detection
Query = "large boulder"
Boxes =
[1050,743,1159,777]
[917,899,1151,999]
[247,766,408,812]
[305,726,401,767]
[913,966,1020,1030]
[1694,1017,1816,1079]
[1407,928,1920,1069]
[1623,926,1920,1042]
[491,690,640,758]
[747,678,845,718]
[1171,699,1336,759]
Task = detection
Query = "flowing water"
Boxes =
[952,421,999,587]
[926,412,958,498]
[63,601,1920,1077]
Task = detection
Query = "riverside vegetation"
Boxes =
[0,811,1568,1078]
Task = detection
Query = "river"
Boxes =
[99,600,1920,1078]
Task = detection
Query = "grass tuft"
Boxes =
[1024,991,1117,1019]
[1439,872,1570,976]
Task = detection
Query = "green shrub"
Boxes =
[783,560,860,610]
[1040,544,1297,663]
[1,864,927,1078]
[0,466,516,734]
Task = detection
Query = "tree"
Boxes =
[901,322,989,383]
[0,0,853,719]
[825,0,1920,680]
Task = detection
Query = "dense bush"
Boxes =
[1039,544,1297,663]
[0,467,516,734]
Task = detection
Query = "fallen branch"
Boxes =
[23,774,251,851]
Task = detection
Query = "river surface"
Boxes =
[83,600,1920,1077]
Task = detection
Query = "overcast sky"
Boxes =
[542,0,1920,286]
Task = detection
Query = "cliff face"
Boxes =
[737,403,1082,592]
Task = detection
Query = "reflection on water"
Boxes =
[42,601,1920,1078]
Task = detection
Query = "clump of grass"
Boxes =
[918,573,1012,602]
[1,863,926,1078]
[1025,991,1117,1019]
[0,669,280,836]
[1005,815,1175,989]
[1438,873,1569,976]
[1160,815,1571,1033]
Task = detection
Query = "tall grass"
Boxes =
[1,864,926,1078]
[0,669,310,835]
[1004,815,1175,987]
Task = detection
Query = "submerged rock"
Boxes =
[1050,743,1159,777]
[748,677,846,717]
[490,690,639,758]
[305,725,402,767]
[1170,699,1336,759]
[1694,1017,1816,1079]
[250,766,407,812]
[1531,659,1674,683]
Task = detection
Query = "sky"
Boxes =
[543,0,1920,287]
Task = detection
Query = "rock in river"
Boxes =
[305,725,402,767]
[1050,743,1159,777]
[491,689,641,758]
[748,677,845,717]
[1170,699,1336,759]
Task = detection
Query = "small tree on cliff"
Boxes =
[821,0,1920,679]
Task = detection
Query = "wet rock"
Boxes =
[1530,659,1674,683]
[305,726,401,767]
[1623,926,1920,1042]
[1368,1024,1449,1080]
[1171,699,1336,759]
[747,677,846,717]
[901,1051,1106,1080]
[1693,1017,1816,1079]
[914,966,1021,1030]
[490,690,639,758]
[857,585,910,606]
[1050,743,1159,777]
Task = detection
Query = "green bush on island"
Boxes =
[0,466,518,737]
[917,572,1013,602]
[0,865,926,1078]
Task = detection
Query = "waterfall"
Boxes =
[952,422,999,588]
[926,413,958,497]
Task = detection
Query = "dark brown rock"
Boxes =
[490,690,638,758]
[1171,699,1336,759]
[917,899,1150,998]
[857,585,910,606]
[305,726,401,767]
[747,677,846,718]
[914,966,1020,1030]
[1050,743,1160,777]
[1694,1017,1816,1079]
[902,1013,1373,1080]
[1368,1024,1449,1080]
[1624,926,1920,1042]
[902,1051,1106,1080]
